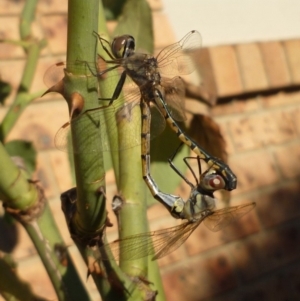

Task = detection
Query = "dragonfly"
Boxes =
[45,30,237,213]
[98,145,255,261]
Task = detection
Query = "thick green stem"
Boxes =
[66,0,107,233]
[0,141,37,209]
[26,202,91,301]
[0,141,89,300]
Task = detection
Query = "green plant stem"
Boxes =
[116,106,155,299]
[97,1,121,185]
[147,244,166,301]
[0,141,37,209]
[20,0,39,39]
[66,0,107,233]
[0,141,89,300]
[0,41,45,141]
[64,1,128,297]
[0,0,46,141]
[26,203,91,301]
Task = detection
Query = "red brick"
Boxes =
[153,11,175,50]
[212,98,261,116]
[6,100,69,151]
[48,197,74,245]
[216,124,235,155]
[11,223,37,260]
[0,16,25,59]
[192,47,218,97]
[229,152,279,194]
[211,102,236,116]
[254,181,300,228]
[163,248,237,300]
[37,0,68,13]
[215,261,300,301]
[0,0,24,14]
[259,41,291,88]
[261,90,300,108]
[274,143,300,179]
[211,97,261,118]
[40,15,68,54]
[147,0,163,11]
[17,256,56,300]
[229,220,300,282]
[291,107,300,136]
[283,39,300,84]
[0,60,26,105]
[34,151,60,199]
[209,45,243,97]
[48,150,73,193]
[236,43,268,91]
[228,110,297,152]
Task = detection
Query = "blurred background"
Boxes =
[1,0,300,300]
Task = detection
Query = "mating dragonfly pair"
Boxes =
[46,30,254,261]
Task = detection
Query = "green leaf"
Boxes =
[0,80,12,105]
[113,0,154,54]
[103,0,126,20]
[147,124,189,206]
[4,140,37,176]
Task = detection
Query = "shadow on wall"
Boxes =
[163,181,300,301]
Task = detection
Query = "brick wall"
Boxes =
[1,0,300,300]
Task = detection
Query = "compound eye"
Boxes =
[201,170,226,191]
[111,35,135,59]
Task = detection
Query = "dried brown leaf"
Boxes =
[187,114,227,163]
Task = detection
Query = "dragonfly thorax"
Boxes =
[183,193,216,221]
[123,54,160,89]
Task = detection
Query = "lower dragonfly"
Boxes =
[47,31,237,213]
[98,145,255,261]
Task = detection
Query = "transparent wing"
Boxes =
[157,30,202,77]
[153,220,202,260]
[44,62,166,153]
[203,203,256,232]
[99,220,201,261]
[161,76,186,122]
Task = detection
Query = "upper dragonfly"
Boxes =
[45,30,236,191]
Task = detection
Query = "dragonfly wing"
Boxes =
[203,203,256,232]
[161,77,186,122]
[153,220,201,260]
[157,30,202,77]
[54,98,142,153]
[99,221,200,261]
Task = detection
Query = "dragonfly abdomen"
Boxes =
[154,88,237,191]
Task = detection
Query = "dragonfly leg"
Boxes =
[168,143,195,188]
[183,156,202,186]
[80,70,127,111]
[98,70,127,105]
[93,31,116,61]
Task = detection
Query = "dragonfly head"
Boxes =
[111,35,135,59]
[199,169,226,192]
